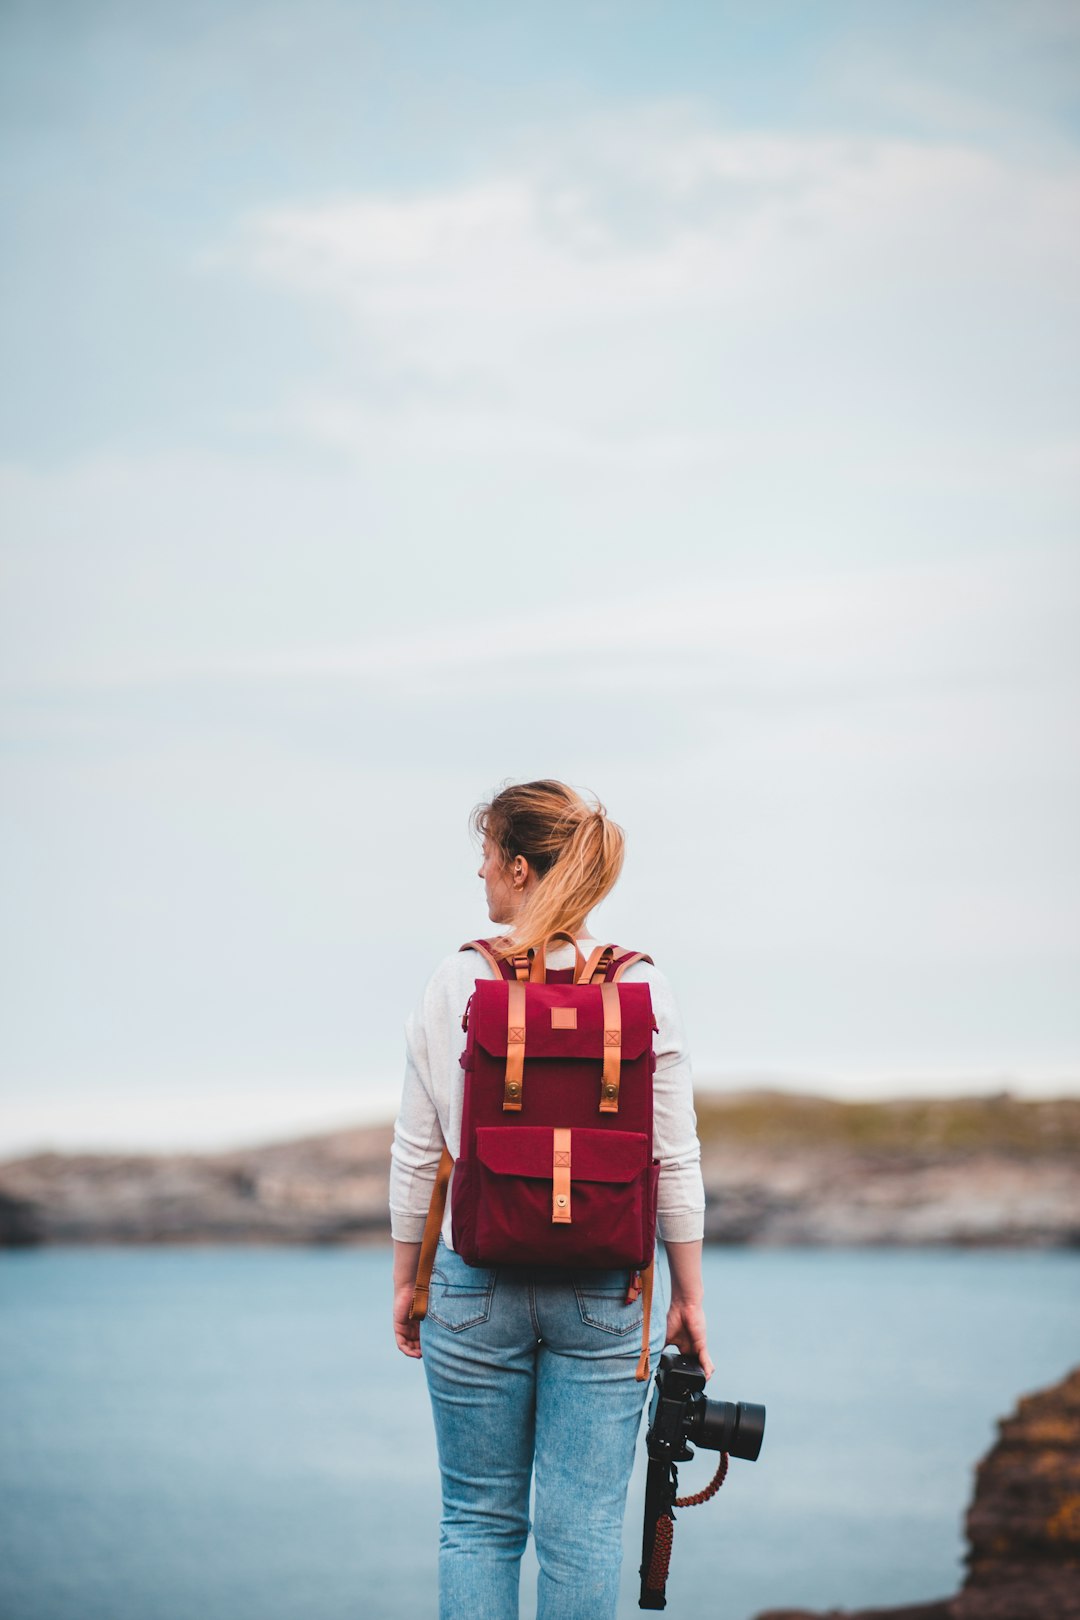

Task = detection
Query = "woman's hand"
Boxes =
[663,1297,714,1380]
[393,1240,423,1359]
[394,1284,422,1358]
[663,1238,714,1380]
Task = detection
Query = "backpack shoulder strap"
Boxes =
[577,943,614,984]
[408,1144,454,1322]
[573,944,657,983]
[607,949,655,982]
[459,938,514,981]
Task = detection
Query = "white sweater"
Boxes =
[389,935,706,1249]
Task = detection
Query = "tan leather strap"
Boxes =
[577,943,614,984]
[611,951,653,981]
[511,955,531,982]
[504,979,526,1110]
[635,1259,655,1380]
[599,981,622,1113]
[408,1145,454,1322]
[529,932,586,984]
[552,1126,571,1224]
[459,939,505,980]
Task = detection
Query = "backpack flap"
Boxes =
[469,980,655,1062]
[475,1125,650,1181]
[466,1123,658,1270]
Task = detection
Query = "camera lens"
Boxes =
[688,1397,766,1461]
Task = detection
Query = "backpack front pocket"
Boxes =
[471,1125,657,1269]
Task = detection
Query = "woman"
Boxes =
[390,780,709,1620]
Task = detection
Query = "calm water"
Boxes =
[1,1246,1078,1620]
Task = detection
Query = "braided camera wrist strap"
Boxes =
[643,1452,729,1597]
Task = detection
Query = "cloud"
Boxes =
[3,486,1073,714]
[209,112,1080,470]
[145,544,1080,721]
[816,0,1080,152]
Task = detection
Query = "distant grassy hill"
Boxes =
[694,1090,1080,1158]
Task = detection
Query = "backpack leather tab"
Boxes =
[599,981,622,1113]
[504,979,526,1111]
[552,1126,572,1223]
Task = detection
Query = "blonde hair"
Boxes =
[472,780,625,958]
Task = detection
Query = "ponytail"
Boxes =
[472,780,625,959]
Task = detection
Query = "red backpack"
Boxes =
[410,932,660,1379]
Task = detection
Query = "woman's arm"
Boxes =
[628,962,707,1250]
[389,979,442,1359]
[624,963,712,1375]
[393,1239,423,1358]
[390,1041,438,1360]
[664,1238,714,1380]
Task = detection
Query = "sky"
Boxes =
[2,1,1079,1154]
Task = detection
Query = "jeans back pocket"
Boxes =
[427,1260,497,1332]
[573,1276,644,1336]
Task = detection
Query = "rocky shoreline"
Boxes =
[755,1363,1080,1620]
[1,1091,1077,1248]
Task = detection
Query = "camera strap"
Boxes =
[640,1452,729,1607]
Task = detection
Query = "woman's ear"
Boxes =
[512,856,530,889]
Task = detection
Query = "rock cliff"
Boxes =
[756,1364,1080,1620]
[697,1093,1080,1248]
[0,1091,1077,1248]
[0,1124,394,1245]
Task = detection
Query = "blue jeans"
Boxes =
[420,1238,666,1620]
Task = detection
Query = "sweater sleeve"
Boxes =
[619,959,706,1243]
[388,982,448,1243]
[388,950,482,1243]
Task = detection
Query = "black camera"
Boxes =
[646,1347,765,1464]
[639,1348,765,1610]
